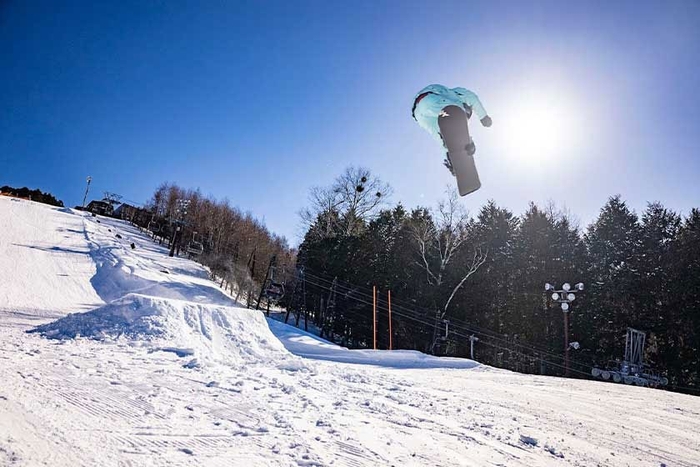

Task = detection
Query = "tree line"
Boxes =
[139,182,296,305]
[1,185,64,207]
[289,167,699,394]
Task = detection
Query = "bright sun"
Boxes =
[498,91,581,165]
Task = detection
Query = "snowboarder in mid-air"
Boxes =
[412,84,492,196]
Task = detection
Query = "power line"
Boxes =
[296,272,597,379]
[302,278,594,378]
[299,267,595,370]
[301,269,576,360]
[293,269,699,391]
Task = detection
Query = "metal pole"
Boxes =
[388,290,393,350]
[564,310,570,377]
[169,225,180,257]
[82,176,92,208]
[469,334,478,359]
[373,286,377,350]
[545,282,582,378]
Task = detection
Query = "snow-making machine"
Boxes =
[591,327,668,388]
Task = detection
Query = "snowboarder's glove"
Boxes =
[480,115,492,127]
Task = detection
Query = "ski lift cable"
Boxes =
[300,276,595,379]
[311,275,596,372]
[299,268,589,367]
[300,268,568,351]
[297,270,574,361]
[296,268,690,385]
[299,275,592,371]
[298,269,582,364]
[299,273,596,372]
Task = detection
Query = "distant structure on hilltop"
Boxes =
[84,200,113,216]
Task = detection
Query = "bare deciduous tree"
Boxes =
[410,188,487,318]
[300,166,392,238]
[144,182,296,304]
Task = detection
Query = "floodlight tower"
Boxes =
[82,176,92,208]
[169,198,191,257]
[544,282,584,377]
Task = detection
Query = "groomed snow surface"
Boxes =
[1,197,699,467]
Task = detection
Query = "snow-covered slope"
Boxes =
[1,196,699,467]
[0,199,102,324]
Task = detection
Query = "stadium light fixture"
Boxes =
[544,281,584,377]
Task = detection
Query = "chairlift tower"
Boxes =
[284,267,308,329]
[256,256,286,313]
[82,176,92,208]
[103,192,123,206]
[169,199,190,257]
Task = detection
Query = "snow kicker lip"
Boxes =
[27,294,299,368]
[28,294,173,341]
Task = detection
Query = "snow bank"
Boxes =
[267,317,480,370]
[30,294,298,368]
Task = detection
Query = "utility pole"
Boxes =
[82,176,92,208]
[373,286,377,350]
[544,282,584,377]
[387,290,393,351]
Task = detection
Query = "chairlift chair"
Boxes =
[187,241,204,256]
[264,281,285,302]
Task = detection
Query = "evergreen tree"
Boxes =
[584,195,643,364]
[1,186,64,207]
[636,202,681,370]
[668,209,700,388]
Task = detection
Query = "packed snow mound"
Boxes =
[30,293,302,368]
[267,317,481,369]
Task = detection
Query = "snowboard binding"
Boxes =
[444,140,475,176]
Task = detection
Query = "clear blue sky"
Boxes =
[2,0,699,244]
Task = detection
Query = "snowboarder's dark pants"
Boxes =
[438,105,474,161]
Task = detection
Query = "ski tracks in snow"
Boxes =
[0,329,394,466]
[3,200,700,466]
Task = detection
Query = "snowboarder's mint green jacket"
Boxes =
[413,84,488,147]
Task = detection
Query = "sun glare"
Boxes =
[498,91,581,166]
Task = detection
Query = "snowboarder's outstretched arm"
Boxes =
[452,87,492,126]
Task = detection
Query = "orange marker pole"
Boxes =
[388,290,393,350]
[373,285,377,350]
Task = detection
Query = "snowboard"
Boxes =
[438,105,481,196]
